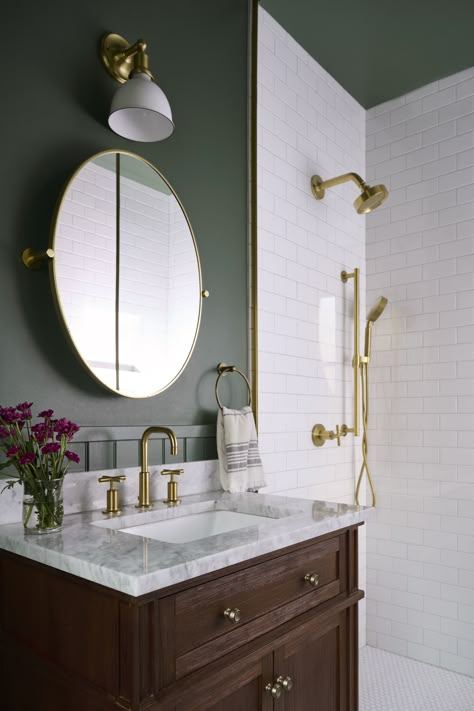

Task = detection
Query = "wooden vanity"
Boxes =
[0,523,362,710]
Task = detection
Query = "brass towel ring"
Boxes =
[215,362,252,411]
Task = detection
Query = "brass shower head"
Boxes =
[367,296,388,323]
[311,172,388,214]
[354,184,388,214]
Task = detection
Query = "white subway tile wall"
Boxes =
[366,67,474,676]
[258,8,367,643]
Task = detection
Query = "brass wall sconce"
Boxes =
[310,173,388,214]
[100,32,174,142]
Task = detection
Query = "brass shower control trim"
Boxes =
[312,424,348,447]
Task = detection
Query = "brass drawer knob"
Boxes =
[223,607,241,623]
[304,572,320,587]
[276,675,293,692]
[265,682,282,699]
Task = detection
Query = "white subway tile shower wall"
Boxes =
[258,8,366,643]
[366,67,474,676]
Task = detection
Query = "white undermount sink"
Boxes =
[120,510,271,543]
[90,501,293,544]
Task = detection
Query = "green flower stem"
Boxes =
[23,479,64,532]
[23,502,34,528]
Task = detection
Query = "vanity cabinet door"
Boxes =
[273,608,355,711]
[160,651,274,711]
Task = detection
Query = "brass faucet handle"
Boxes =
[98,475,126,484]
[161,468,184,481]
[161,469,184,505]
[98,475,126,514]
[334,425,342,446]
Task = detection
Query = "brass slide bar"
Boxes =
[341,268,360,437]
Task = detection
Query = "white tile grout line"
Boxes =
[360,645,474,711]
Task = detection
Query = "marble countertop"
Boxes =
[0,491,371,597]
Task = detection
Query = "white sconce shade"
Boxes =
[100,33,174,143]
[108,73,174,142]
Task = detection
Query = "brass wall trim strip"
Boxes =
[115,152,121,392]
[249,0,258,431]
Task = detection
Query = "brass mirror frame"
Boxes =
[48,148,204,399]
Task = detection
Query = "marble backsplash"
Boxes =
[0,459,220,525]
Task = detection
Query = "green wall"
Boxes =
[2,0,250,430]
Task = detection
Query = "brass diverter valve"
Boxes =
[312,424,348,447]
[161,468,184,505]
[98,475,126,514]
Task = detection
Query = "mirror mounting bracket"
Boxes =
[21,248,55,271]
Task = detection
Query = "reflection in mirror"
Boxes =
[51,150,202,398]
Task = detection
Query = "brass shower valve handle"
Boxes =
[98,475,126,514]
[312,424,348,447]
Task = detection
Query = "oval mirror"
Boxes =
[50,150,202,398]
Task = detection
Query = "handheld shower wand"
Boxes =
[355,296,388,507]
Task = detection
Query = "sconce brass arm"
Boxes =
[101,33,154,84]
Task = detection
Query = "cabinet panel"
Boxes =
[274,610,349,711]
[0,553,119,695]
[0,636,117,711]
[160,652,274,711]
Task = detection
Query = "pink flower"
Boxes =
[54,418,80,441]
[38,409,54,418]
[41,442,61,455]
[18,452,35,465]
[16,402,33,418]
[0,426,10,438]
[31,423,50,443]
[6,446,20,458]
[0,407,21,423]
[65,450,80,463]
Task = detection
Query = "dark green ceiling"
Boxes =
[261,0,474,108]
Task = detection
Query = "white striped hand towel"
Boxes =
[217,406,266,493]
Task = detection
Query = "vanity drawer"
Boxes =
[173,534,346,675]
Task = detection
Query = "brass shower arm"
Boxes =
[311,173,366,200]
[311,172,388,214]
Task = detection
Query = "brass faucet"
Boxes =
[137,426,178,508]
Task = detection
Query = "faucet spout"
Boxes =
[138,426,178,508]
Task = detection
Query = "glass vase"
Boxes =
[22,478,64,534]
